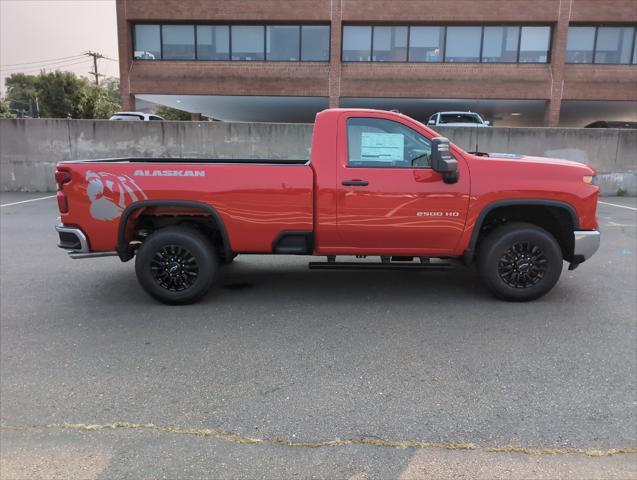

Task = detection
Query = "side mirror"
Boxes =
[484,120,491,126]
[430,137,459,184]
[427,119,436,125]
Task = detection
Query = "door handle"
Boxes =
[341,180,369,186]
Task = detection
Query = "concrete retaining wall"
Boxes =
[1,118,635,194]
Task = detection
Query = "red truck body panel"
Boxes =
[58,163,314,253]
[56,108,599,258]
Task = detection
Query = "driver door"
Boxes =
[336,114,470,255]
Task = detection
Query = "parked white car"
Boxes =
[427,111,491,127]
[109,112,165,121]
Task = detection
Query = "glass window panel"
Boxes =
[482,26,520,63]
[134,25,161,60]
[347,118,432,168]
[408,26,444,62]
[162,25,195,60]
[445,26,482,62]
[343,26,372,61]
[231,25,264,60]
[372,26,408,61]
[566,26,595,63]
[301,25,330,61]
[519,26,551,63]
[266,25,300,61]
[196,25,229,60]
[595,27,634,64]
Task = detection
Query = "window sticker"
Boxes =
[361,132,404,161]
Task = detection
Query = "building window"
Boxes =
[196,25,230,60]
[343,26,372,61]
[372,26,408,62]
[162,25,195,60]
[266,25,300,61]
[595,27,634,64]
[482,26,520,63]
[133,23,329,62]
[519,26,551,63]
[445,26,482,62]
[301,25,330,61]
[566,26,596,63]
[134,25,161,60]
[408,27,444,62]
[231,26,265,61]
[342,24,551,64]
[567,26,636,64]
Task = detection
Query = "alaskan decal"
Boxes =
[86,170,147,221]
[133,170,205,177]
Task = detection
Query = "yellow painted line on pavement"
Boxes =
[2,422,636,457]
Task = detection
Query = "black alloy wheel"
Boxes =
[478,222,563,301]
[135,226,217,304]
[497,241,548,289]
[150,245,199,292]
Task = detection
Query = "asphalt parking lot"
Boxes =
[1,193,636,479]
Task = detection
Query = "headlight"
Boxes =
[583,175,595,184]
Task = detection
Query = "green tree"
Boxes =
[84,78,121,119]
[5,73,39,116]
[35,71,92,118]
[4,71,121,119]
[154,105,192,121]
[0,97,15,118]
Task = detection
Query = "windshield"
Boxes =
[439,113,481,124]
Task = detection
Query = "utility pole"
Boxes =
[85,51,105,85]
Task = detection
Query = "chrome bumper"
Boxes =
[55,224,117,259]
[573,230,601,262]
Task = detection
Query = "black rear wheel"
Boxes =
[135,226,217,304]
[478,222,563,301]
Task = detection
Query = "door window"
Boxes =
[347,118,432,168]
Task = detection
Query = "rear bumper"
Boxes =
[573,230,601,262]
[56,224,117,259]
[56,224,89,253]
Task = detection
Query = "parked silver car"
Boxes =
[428,111,491,127]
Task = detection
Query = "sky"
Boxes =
[0,0,119,94]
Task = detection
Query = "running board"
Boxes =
[308,261,453,271]
[69,251,118,259]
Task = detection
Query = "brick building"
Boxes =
[116,0,637,126]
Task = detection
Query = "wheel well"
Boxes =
[472,205,575,262]
[118,202,232,262]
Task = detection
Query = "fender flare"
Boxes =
[117,200,232,261]
[464,199,579,259]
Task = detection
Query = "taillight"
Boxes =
[55,169,71,213]
[55,170,71,188]
[57,191,69,213]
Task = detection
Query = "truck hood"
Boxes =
[476,152,594,172]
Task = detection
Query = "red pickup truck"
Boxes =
[55,109,600,304]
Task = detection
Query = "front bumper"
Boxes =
[573,230,601,263]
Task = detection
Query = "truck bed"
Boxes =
[57,159,314,253]
[62,157,309,165]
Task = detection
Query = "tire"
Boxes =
[135,226,217,304]
[477,222,563,302]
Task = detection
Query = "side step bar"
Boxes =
[308,261,453,271]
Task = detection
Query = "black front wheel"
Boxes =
[478,222,563,301]
[135,226,217,304]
